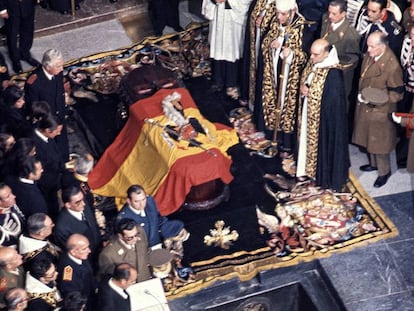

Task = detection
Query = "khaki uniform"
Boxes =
[98,227,152,283]
[353,47,404,174]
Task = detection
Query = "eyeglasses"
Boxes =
[123,234,139,241]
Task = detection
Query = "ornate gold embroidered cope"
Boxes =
[261,14,308,133]
[298,63,330,178]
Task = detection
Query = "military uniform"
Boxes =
[360,10,404,58]
[0,266,25,307]
[320,14,361,110]
[353,47,404,175]
[98,229,152,283]
[0,204,25,247]
[57,253,97,309]
[117,196,184,248]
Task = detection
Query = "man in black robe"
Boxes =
[297,38,349,191]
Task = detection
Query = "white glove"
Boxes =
[392,112,402,124]
[357,93,369,104]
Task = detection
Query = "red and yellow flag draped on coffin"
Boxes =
[88,88,239,215]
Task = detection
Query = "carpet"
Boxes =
[42,25,399,301]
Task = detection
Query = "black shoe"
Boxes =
[61,10,69,14]
[397,159,407,169]
[22,55,41,67]
[75,4,80,10]
[360,164,378,172]
[12,62,22,74]
[109,0,117,3]
[373,172,391,188]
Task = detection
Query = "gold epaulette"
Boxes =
[27,74,38,85]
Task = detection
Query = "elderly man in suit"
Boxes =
[96,263,137,311]
[57,234,97,310]
[25,49,69,162]
[98,218,151,283]
[320,0,361,111]
[353,31,404,187]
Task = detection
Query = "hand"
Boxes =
[300,84,309,97]
[282,47,292,59]
[271,40,281,49]
[255,15,263,27]
[392,112,402,124]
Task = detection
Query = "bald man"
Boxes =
[57,234,97,310]
[96,263,137,311]
[0,247,24,308]
[4,288,28,311]
[353,31,404,187]
[297,38,349,191]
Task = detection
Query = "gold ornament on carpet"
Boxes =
[204,220,239,249]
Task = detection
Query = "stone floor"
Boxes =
[2,1,414,309]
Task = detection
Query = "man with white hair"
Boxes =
[256,0,312,155]
[25,48,69,162]
[297,38,349,191]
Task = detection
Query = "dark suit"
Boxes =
[53,207,101,254]
[96,279,131,311]
[32,131,64,220]
[148,0,181,36]
[5,176,48,218]
[57,253,97,309]
[26,67,69,161]
[0,0,35,66]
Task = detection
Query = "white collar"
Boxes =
[19,177,34,184]
[108,278,129,299]
[374,51,385,62]
[67,208,83,221]
[118,237,135,250]
[313,46,340,69]
[26,272,56,293]
[331,18,345,31]
[34,129,48,142]
[42,67,54,81]
[128,205,146,217]
[68,253,82,265]
[19,235,47,254]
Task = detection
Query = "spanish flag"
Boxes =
[88,88,239,215]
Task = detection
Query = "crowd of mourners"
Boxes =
[0,45,192,309]
[1,0,414,310]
